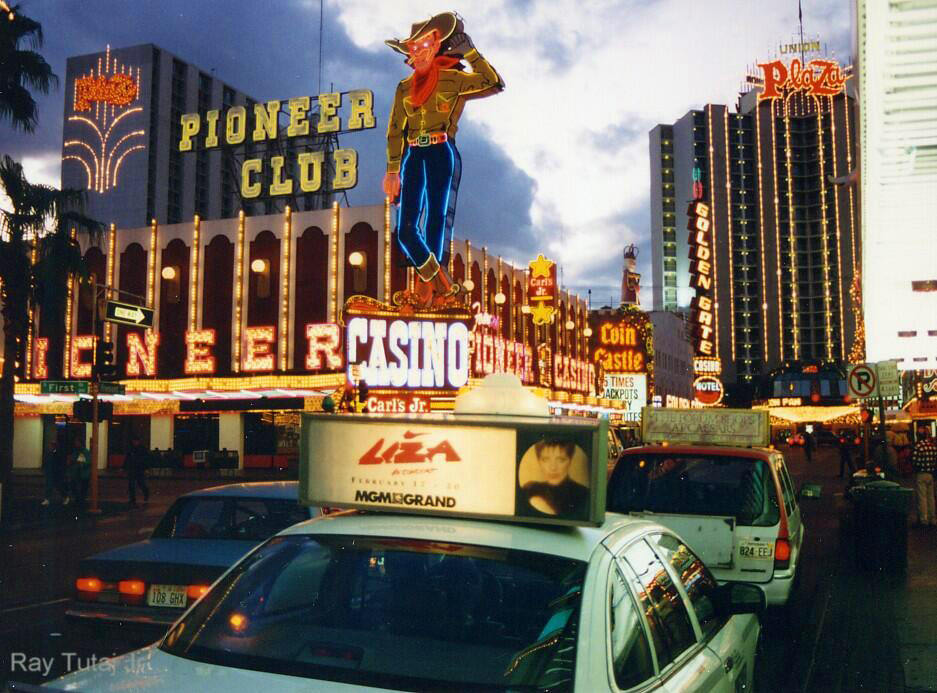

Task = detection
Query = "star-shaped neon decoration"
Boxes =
[529,254,554,279]
[530,302,555,325]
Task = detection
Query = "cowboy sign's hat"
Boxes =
[385,11,464,56]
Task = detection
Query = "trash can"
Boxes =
[848,479,912,574]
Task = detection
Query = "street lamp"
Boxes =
[251,258,268,274]
[462,278,475,292]
[565,319,575,330]
[161,266,177,280]
[583,327,593,337]
[494,292,506,305]
[348,251,365,267]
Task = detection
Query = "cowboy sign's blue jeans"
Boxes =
[396,140,462,268]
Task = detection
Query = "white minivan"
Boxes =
[608,444,804,606]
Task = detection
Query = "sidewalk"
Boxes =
[1,468,292,534]
[897,523,937,691]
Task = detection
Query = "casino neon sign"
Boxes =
[688,200,715,357]
[346,316,470,390]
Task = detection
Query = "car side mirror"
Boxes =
[716,582,766,615]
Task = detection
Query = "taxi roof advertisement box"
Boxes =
[300,414,608,527]
[641,407,770,447]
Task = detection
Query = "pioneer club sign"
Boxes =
[177,90,377,197]
[58,323,343,379]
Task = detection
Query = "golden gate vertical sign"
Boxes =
[688,200,724,405]
[688,200,715,357]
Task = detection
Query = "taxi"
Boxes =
[49,375,763,692]
[607,408,807,607]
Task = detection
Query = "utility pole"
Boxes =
[88,274,101,515]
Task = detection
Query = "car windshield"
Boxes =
[152,496,309,541]
[608,454,780,527]
[160,534,587,690]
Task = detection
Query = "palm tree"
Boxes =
[0,4,57,132]
[0,155,102,513]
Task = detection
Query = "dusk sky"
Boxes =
[2,0,851,304]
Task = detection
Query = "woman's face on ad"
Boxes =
[538,446,572,486]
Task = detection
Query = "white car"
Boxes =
[50,510,762,692]
[609,443,804,606]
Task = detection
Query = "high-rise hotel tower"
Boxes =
[649,54,861,387]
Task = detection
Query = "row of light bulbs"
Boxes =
[161,250,370,283]
[160,250,591,335]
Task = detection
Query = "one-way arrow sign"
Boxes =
[105,300,154,328]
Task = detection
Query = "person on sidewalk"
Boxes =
[838,434,856,479]
[910,425,937,527]
[803,430,815,463]
[125,435,150,507]
[67,435,91,510]
[41,438,69,505]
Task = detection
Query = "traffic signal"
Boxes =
[95,340,117,381]
[72,399,113,422]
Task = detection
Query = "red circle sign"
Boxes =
[693,376,724,406]
[848,365,877,398]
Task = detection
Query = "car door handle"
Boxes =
[724,657,734,673]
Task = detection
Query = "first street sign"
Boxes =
[40,380,90,395]
[105,300,153,328]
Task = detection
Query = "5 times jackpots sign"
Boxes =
[299,414,607,527]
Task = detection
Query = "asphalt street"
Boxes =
[0,447,917,690]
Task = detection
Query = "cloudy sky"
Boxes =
[2,0,851,303]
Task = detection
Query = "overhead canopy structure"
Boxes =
[755,404,860,425]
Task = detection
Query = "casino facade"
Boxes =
[11,202,607,471]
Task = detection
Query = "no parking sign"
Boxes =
[847,364,878,399]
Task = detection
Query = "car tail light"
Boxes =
[774,537,791,571]
[118,580,146,596]
[117,579,146,605]
[76,577,102,594]
[187,584,210,600]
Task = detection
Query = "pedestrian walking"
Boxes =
[910,425,937,527]
[125,435,150,507]
[41,438,69,505]
[803,430,815,463]
[67,435,91,509]
[838,435,855,479]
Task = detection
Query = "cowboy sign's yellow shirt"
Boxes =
[386,49,502,174]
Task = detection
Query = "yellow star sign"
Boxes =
[530,301,555,325]
[529,254,554,279]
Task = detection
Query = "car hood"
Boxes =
[46,645,397,692]
[79,539,260,585]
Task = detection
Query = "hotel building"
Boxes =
[855,0,937,371]
[649,60,862,388]
[61,44,334,230]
